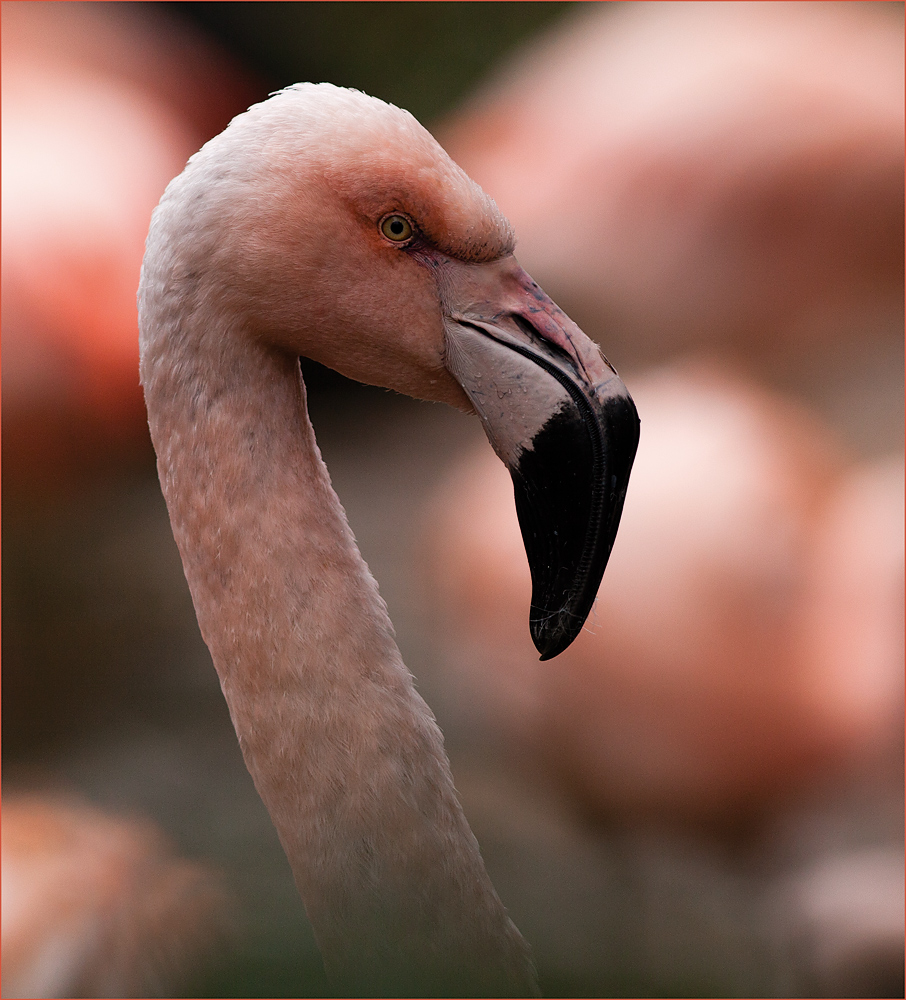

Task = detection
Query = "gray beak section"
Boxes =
[440,260,640,660]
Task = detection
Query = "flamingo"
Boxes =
[138,83,639,996]
[2,0,258,482]
[1,794,224,999]
[439,0,904,437]
[424,363,851,832]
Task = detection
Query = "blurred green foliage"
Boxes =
[175,1,577,124]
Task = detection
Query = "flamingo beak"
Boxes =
[438,256,640,660]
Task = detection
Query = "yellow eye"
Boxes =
[380,214,413,243]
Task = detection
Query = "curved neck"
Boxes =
[141,310,538,996]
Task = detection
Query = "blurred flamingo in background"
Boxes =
[1,1,259,482]
[425,363,869,831]
[1,795,225,999]
[793,453,905,787]
[441,0,904,451]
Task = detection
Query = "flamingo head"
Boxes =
[143,83,640,659]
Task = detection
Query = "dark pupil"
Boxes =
[390,219,404,235]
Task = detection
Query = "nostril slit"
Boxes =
[512,314,574,368]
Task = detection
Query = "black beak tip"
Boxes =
[513,386,638,664]
[531,616,580,661]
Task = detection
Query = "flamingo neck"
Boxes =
[140,313,538,996]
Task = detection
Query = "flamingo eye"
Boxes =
[380,214,413,243]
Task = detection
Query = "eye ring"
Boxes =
[380,213,414,244]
